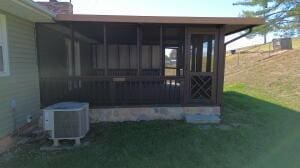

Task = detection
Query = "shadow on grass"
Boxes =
[1,91,300,168]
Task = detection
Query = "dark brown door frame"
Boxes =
[184,27,219,105]
[215,25,226,106]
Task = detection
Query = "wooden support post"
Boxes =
[117,44,120,68]
[216,25,226,107]
[95,44,98,68]
[103,24,108,75]
[160,25,164,76]
[150,45,153,69]
[128,45,131,69]
[71,23,75,76]
[89,44,93,74]
[137,25,142,76]
[206,38,213,72]
[183,26,189,104]
[196,37,203,72]
[176,43,181,76]
[191,36,196,72]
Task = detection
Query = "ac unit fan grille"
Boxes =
[54,111,81,138]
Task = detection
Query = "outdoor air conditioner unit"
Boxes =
[43,102,89,146]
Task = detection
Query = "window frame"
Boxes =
[0,14,9,77]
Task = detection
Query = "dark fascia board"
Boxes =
[54,14,264,35]
[55,14,264,25]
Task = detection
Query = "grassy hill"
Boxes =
[225,37,300,110]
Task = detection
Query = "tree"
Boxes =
[233,0,300,43]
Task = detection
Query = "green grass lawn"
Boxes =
[1,84,300,168]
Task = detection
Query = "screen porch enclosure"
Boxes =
[37,22,225,108]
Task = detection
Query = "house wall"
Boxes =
[0,10,40,137]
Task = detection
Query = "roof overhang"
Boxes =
[0,0,55,23]
[55,14,264,35]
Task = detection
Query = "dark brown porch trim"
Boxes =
[216,25,226,106]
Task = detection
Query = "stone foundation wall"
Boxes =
[89,106,220,122]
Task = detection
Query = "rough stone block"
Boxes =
[89,106,221,123]
[184,114,220,124]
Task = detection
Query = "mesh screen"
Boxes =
[54,111,80,138]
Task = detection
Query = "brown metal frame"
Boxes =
[215,25,226,106]
[37,22,229,108]
[185,27,219,104]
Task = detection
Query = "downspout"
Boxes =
[225,27,252,46]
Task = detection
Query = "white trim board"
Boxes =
[0,14,9,77]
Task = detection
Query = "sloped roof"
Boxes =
[55,14,264,35]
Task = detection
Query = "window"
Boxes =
[0,14,9,76]
[163,26,185,76]
[165,47,178,76]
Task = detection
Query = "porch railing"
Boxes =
[40,76,185,107]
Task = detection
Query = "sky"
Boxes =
[37,0,274,50]
[72,0,241,17]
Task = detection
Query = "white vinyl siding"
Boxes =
[0,10,40,137]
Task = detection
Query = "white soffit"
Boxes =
[0,0,55,23]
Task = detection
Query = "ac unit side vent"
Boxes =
[79,108,88,135]
[43,102,89,145]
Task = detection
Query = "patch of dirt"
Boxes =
[0,136,16,154]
